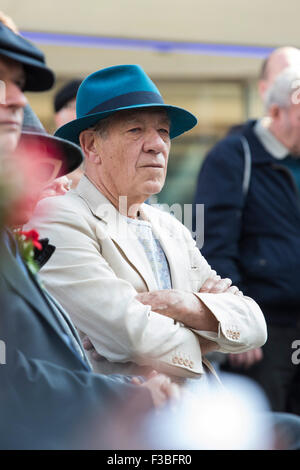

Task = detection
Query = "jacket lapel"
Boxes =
[76,177,158,291]
[0,234,88,361]
[44,288,90,363]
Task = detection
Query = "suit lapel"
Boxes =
[0,235,88,362]
[76,177,158,291]
[44,288,90,362]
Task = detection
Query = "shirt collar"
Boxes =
[254,117,289,160]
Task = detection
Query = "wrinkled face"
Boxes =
[93,108,171,207]
[277,103,300,155]
[0,54,27,156]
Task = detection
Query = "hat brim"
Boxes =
[54,103,197,144]
[0,47,55,92]
[19,131,83,177]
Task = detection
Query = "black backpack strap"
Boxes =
[240,136,252,200]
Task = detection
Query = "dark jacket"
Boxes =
[194,120,300,326]
[0,231,152,449]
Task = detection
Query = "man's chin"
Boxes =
[8,211,33,227]
[0,137,18,157]
[0,133,20,157]
[142,181,164,197]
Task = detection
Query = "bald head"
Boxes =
[0,11,19,33]
[258,47,300,101]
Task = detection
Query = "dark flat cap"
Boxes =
[0,23,54,91]
[54,79,82,112]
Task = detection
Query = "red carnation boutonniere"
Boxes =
[15,229,42,275]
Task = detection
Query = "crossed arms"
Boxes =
[136,277,235,354]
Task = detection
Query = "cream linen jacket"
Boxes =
[27,176,267,379]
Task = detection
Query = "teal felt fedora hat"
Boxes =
[54,64,197,144]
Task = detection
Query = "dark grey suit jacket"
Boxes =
[0,231,152,449]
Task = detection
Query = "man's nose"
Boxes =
[143,129,167,154]
[5,81,27,109]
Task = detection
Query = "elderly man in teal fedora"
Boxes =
[28,64,267,384]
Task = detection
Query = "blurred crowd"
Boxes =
[0,10,300,450]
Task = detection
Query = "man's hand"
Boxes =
[132,371,181,409]
[82,336,103,361]
[136,289,218,332]
[40,176,71,199]
[228,348,263,369]
[200,274,242,296]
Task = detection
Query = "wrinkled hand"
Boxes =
[40,176,71,199]
[131,371,181,409]
[136,289,218,332]
[200,274,242,296]
[82,336,103,361]
[228,348,263,369]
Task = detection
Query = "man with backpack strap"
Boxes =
[193,51,300,415]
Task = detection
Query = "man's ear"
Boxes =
[258,79,268,101]
[269,103,280,120]
[79,130,101,164]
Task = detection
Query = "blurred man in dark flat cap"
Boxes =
[193,47,300,414]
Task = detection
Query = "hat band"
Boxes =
[86,91,165,116]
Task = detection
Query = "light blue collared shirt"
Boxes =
[126,216,172,290]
